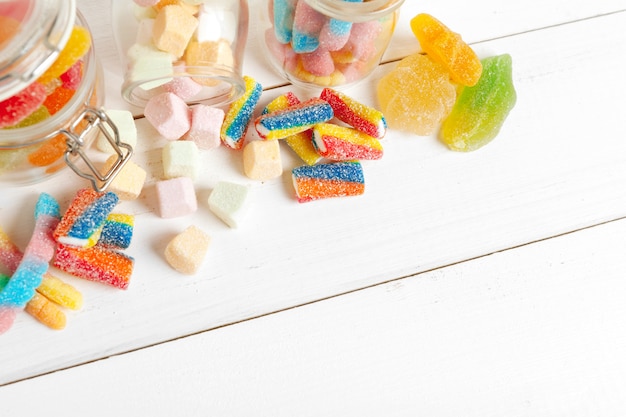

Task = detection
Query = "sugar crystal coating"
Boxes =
[312,123,383,161]
[0,82,47,128]
[185,104,224,150]
[254,97,333,140]
[38,26,92,85]
[162,140,199,180]
[292,161,365,203]
[152,4,199,58]
[0,193,60,309]
[156,176,198,218]
[262,92,321,165]
[440,54,517,151]
[377,53,456,136]
[144,92,191,140]
[320,88,387,138]
[208,181,251,228]
[410,13,482,87]
[164,225,210,275]
[221,76,262,149]
[54,188,120,248]
[243,139,283,180]
[101,156,147,201]
[54,244,134,290]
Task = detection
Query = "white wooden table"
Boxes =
[2,1,626,415]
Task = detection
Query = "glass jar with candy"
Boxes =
[112,0,249,108]
[0,0,133,190]
[262,0,405,89]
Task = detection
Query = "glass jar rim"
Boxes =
[0,0,77,102]
[304,0,405,22]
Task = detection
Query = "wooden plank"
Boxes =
[1,8,625,385]
[2,216,626,415]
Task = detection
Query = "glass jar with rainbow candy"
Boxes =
[262,0,405,88]
[0,0,132,190]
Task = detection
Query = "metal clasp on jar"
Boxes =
[60,107,133,192]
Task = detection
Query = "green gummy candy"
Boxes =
[440,54,517,151]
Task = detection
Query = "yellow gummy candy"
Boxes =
[410,13,482,87]
[25,292,67,330]
[377,53,457,136]
[38,26,91,85]
[37,274,83,310]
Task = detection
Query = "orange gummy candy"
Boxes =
[43,87,75,115]
[28,134,67,167]
[38,26,91,85]
[410,13,482,87]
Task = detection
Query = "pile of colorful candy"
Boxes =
[265,0,399,87]
[124,0,245,105]
[0,22,93,173]
[0,189,135,333]
[377,13,517,151]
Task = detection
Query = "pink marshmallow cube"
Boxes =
[155,176,198,218]
[164,76,203,101]
[184,105,224,150]
[144,92,191,140]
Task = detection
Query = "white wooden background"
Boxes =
[1,0,626,415]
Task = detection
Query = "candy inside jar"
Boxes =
[262,0,405,89]
[0,0,132,190]
[113,0,249,108]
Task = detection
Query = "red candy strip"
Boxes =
[0,82,47,128]
[54,244,134,290]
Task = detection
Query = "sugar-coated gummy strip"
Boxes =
[0,225,82,331]
[220,75,263,150]
[255,97,333,140]
[262,92,321,165]
[97,213,134,250]
[24,292,66,330]
[320,88,387,139]
[291,161,365,203]
[273,0,295,44]
[54,188,119,248]
[37,274,83,311]
[0,193,60,309]
[312,123,383,161]
[54,244,134,290]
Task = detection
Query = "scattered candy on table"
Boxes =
[53,188,120,249]
[320,87,387,139]
[243,139,283,180]
[312,123,383,161]
[208,181,252,228]
[101,155,147,201]
[440,54,517,151]
[410,13,483,87]
[254,97,334,140]
[164,225,211,275]
[291,161,365,203]
[156,176,198,219]
[162,140,200,181]
[377,52,457,136]
[54,244,134,290]
[221,75,263,150]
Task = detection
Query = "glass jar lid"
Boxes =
[0,0,76,101]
